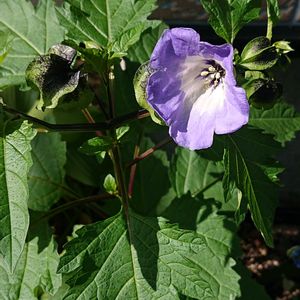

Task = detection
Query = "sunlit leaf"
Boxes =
[0,215,61,299]
[58,209,240,299]
[28,132,66,212]
[0,120,36,271]
[56,0,157,57]
[201,0,261,43]
[0,0,64,88]
[249,102,300,143]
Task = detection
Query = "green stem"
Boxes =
[266,2,273,40]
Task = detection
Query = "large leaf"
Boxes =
[169,148,224,200]
[249,102,300,143]
[0,120,36,272]
[0,0,65,88]
[200,0,261,43]
[0,215,61,299]
[223,127,281,247]
[28,132,66,212]
[58,209,240,299]
[132,138,171,215]
[56,0,157,56]
[128,21,168,63]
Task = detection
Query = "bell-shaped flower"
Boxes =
[146,28,249,150]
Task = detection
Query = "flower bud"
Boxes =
[239,37,278,71]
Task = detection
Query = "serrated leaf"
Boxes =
[0,120,36,272]
[28,132,66,212]
[0,216,61,299]
[169,148,224,199]
[0,0,65,88]
[201,0,261,43]
[223,127,281,247]
[56,0,157,57]
[128,21,168,63]
[266,0,280,25]
[58,209,240,299]
[249,102,300,143]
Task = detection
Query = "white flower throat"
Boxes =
[199,60,226,87]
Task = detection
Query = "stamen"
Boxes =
[208,66,216,72]
[215,72,221,79]
[200,70,209,77]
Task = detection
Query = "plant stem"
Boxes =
[107,67,116,119]
[128,131,143,198]
[266,2,273,40]
[31,193,115,226]
[81,108,103,136]
[126,136,172,168]
[1,102,149,132]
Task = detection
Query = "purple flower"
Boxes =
[146,28,249,150]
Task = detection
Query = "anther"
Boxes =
[215,72,221,79]
[200,70,209,77]
[208,66,216,72]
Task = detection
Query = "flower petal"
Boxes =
[170,85,224,150]
[215,85,249,134]
[146,28,250,150]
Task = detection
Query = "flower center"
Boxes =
[199,61,225,87]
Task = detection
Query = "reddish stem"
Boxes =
[126,137,172,168]
[81,108,103,136]
[128,135,142,198]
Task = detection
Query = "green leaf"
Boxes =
[249,102,300,143]
[28,132,66,212]
[266,0,280,25]
[0,120,36,272]
[111,23,148,56]
[0,215,61,299]
[0,0,65,88]
[169,148,224,199]
[56,0,157,57]
[103,174,117,195]
[131,138,171,215]
[66,144,102,187]
[0,30,12,64]
[116,125,130,140]
[58,209,240,299]
[201,0,261,43]
[26,44,81,110]
[128,22,168,63]
[223,127,281,247]
[79,136,114,154]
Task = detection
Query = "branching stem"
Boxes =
[126,137,172,168]
[1,103,149,132]
[31,193,115,226]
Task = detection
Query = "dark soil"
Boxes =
[239,208,300,299]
